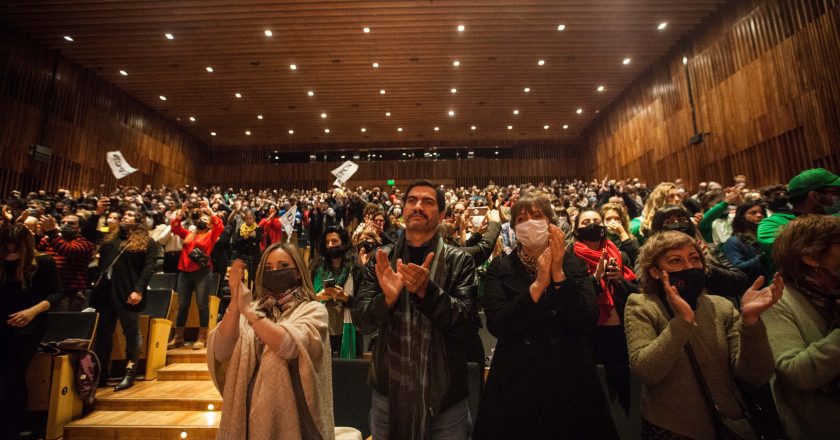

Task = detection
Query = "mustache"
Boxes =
[409,212,428,220]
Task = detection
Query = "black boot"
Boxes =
[114,367,136,392]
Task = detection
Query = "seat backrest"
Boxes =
[41,312,98,344]
[143,288,174,319]
[331,358,373,437]
[147,272,179,291]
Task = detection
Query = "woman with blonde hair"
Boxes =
[625,231,782,439]
[208,242,334,439]
[630,182,681,245]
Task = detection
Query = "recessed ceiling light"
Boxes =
[380,89,386,95]
[557,24,566,31]
[288,129,294,134]
[264,30,273,37]
[507,125,513,130]
[538,59,545,66]
[385,112,391,117]
[189,116,196,122]
[119,70,128,76]
[363,27,370,33]
[470,125,476,130]
[206,66,213,73]
[324,128,330,133]
[543,125,549,129]
[457,25,465,32]
[159,95,167,101]
[210,131,216,136]
[257,115,263,120]
[453,60,460,67]
[397,127,403,132]
[513,109,519,115]
[597,85,605,92]
[563,124,569,129]
[451,88,457,94]
[434,126,440,131]
[341,155,346,159]
[361,128,366,132]
[372,62,379,68]
[307,90,314,96]
[448,110,455,116]
[321,113,327,118]
[682,56,688,65]
[658,22,668,30]
[235,92,242,98]
[64,35,74,42]
[524,87,530,93]
[289,64,297,70]
[165,33,174,40]
[623,58,631,65]
[245,130,251,135]
[576,108,583,114]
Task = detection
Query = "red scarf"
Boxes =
[573,239,637,325]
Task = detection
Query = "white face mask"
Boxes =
[514,219,549,249]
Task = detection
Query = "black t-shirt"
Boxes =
[1,255,62,332]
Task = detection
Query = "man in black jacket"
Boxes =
[353,179,476,440]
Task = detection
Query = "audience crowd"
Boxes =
[1,168,839,439]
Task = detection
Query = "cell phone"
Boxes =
[324,278,336,288]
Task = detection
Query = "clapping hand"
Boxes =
[661,271,695,323]
[374,249,404,307]
[397,253,434,297]
[228,260,250,313]
[593,249,609,281]
[741,273,784,326]
[547,224,566,282]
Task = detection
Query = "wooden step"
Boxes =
[167,347,208,364]
[95,380,221,411]
[64,410,219,439]
[157,363,211,381]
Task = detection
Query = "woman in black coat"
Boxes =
[91,209,157,392]
[473,194,618,440]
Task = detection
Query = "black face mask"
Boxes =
[359,241,377,253]
[59,225,78,241]
[662,221,696,237]
[576,223,606,242]
[326,246,344,259]
[191,212,200,221]
[261,268,301,297]
[196,220,208,230]
[768,198,789,212]
[666,268,706,310]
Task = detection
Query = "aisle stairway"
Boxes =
[63,347,221,439]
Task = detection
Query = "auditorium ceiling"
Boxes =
[1,0,727,149]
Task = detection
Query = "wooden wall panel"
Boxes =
[582,0,840,188]
[206,143,580,190]
[0,28,204,195]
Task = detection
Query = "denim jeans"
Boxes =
[370,391,471,440]
[175,268,214,327]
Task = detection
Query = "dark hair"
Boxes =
[510,192,555,229]
[650,205,696,236]
[573,208,601,231]
[0,224,38,287]
[319,225,352,261]
[731,201,766,235]
[404,179,445,212]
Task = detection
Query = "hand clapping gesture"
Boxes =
[228,260,251,314]
[547,224,566,282]
[740,273,784,326]
[396,252,434,298]
[661,271,695,323]
[374,249,404,307]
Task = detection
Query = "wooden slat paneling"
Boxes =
[582,0,840,188]
[0,28,204,195]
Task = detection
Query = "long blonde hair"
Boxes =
[253,242,316,302]
[640,182,676,236]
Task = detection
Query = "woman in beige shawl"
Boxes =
[208,242,334,440]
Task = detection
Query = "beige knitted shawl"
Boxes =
[207,301,335,440]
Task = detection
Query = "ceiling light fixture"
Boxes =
[597,85,605,92]
[321,113,327,118]
[372,62,379,68]
[513,109,519,115]
[257,115,263,120]
[470,125,476,130]
[385,112,391,117]
[451,88,457,93]
[576,108,583,114]
[380,89,386,95]
[453,60,460,67]
[245,130,251,135]
[682,56,688,65]
[235,93,242,98]
[434,126,440,131]
[189,116,196,122]
[397,127,403,132]
[363,27,370,33]
[448,110,455,116]
[563,124,569,129]
[288,129,294,134]
[557,24,566,31]
[165,33,174,40]
[524,87,530,93]
[507,125,513,130]
[457,25,465,32]
[289,64,297,70]
[543,125,550,129]
[119,70,128,76]
[159,95,167,101]
[307,90,314,96]
[361,128,366,132]
[658,22,668,30]
[210,131,216,136]
[538,59,545,66]
[324,128,330,133]
[64,35,74,42]
[623,58,631,65]
[264,30,273,37]
[206,66,213,72]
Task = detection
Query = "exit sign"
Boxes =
[387,179,395,186]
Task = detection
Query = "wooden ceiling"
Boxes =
[1,0,727,150]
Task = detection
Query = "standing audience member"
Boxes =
[91,210,157,391]
[353,179,476,439]
[169,201,223,350]
[312,226,361,358]
[230,209,262,290]
[601,202,640,267]
[474,195,619,440]
[1,224,61,439]
[624,231,782,439]
[37,213,96,311]
[630,182,680,245]
[721,201,769,282]
[763,215,840,440]
[208,244,333,440]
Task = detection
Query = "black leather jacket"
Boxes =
[352,234,477,415]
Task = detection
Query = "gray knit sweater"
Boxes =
[624,293,775,439]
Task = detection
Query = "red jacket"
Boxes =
[171,216,223,272]
[258,216,284,251]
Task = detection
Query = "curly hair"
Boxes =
[636,231,705,298]
[639,182,676,236]
[104,210,150,252]
[773,215,840,285]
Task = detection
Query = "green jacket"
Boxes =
[699,201,729,244]
[756,212,797,256]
